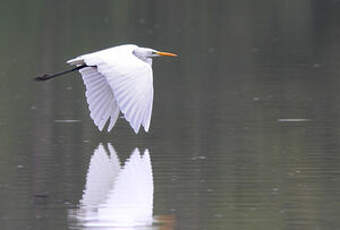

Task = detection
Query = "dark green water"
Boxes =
[0,1,340,229]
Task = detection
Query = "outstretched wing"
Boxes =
[78,45,153,134]
[79,67,120,131]
[97,62,153,134]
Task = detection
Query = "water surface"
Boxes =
[0,1,340,230]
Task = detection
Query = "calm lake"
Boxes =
[0,1,340,229]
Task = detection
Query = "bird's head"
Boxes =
[133,47,177,65]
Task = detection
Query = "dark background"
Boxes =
[0,1,340,229]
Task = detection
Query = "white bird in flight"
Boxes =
[35,44,177,133]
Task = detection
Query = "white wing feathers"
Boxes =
[96,62,153,133]
[79,67,120,132]
[67,45,153,133]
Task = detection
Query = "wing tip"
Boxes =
[132,125,141,134]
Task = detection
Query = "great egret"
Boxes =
[35,44,177,133]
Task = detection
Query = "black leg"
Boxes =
[34,65,91,81]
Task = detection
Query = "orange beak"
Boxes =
[156,51,178,57]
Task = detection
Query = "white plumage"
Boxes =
[66,44,176,134]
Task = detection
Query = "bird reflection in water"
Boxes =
[68,143,174,230]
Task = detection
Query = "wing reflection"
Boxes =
[71,143,154,228]
[80,144,120,212]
